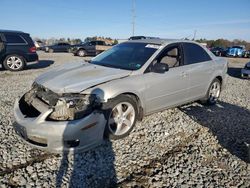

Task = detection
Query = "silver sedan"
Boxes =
[13,39,228,153]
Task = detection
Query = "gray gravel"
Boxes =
[0,52,249,187]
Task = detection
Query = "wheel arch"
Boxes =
[115,92,144,121]
[215,75,222,84]
[78,48,86,52]
[3,52,27,63]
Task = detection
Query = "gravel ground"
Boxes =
[0,52,249,187]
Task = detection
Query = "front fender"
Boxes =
[81,77,146,112]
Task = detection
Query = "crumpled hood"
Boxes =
[35,62,132,93]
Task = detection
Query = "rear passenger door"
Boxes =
[87,41,96,54]
[182,42,213,100]
[61,43,70,52]
[57,43,65,52]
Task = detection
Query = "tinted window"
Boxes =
[5,34,26,44]
[89,41,96,45]
[97,41,105,45]
[183,43,211,65]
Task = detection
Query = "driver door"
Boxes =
[143,43,190,114]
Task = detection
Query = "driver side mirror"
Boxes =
[153,63,169,73]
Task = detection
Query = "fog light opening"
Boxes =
[65,139,80,148]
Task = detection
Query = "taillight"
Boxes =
[29,46,36,53]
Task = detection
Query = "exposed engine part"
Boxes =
[21,83,100,121]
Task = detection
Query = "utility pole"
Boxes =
[132,0,136,36]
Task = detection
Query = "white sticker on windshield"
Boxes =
[145,44,161,49]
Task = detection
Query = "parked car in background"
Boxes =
[34,40,45,51]
[226,46,245,57]
[210,47,226,56]
[242,50,250,58]
[45,42,71,53]
[128,36,160,40]
[241,61,250,78]
[0,30,38,71]
[71,40,112,57]
[13,39,228,152]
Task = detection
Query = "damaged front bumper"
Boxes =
[13,99,106,153]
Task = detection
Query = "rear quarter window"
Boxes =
[4,34,27,44]
[183,43,212,65]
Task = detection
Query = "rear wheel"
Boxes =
[3,55,25,71]
[104,95,138,140]
[202,78,221,105]
[77,49,86,57]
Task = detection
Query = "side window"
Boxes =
[157,45,181,68]
[5,34,26,44]
[183,43,211,65]
[98,41,104,45]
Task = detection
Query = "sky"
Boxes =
[2,0,250,41]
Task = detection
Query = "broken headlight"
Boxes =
[49,94,98,121]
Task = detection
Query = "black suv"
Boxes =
[0,30,38,71]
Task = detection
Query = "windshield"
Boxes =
[91,42,159,70]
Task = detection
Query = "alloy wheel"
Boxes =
[108,102,136,136]
[6,56,23,70]
[208,81,221,103]
[78,50,85,57]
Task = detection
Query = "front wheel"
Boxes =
[77,49,86,57]
[3,55,25,71]
[202,78,221,105]
[104,95,138,140]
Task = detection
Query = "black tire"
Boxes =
[201,78,221,105]
[3,54,25,71]
[103,95,138,140]
[49,48,54,53]
[77,49,86,57]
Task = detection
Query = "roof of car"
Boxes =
[0,29,25,34]
[124,38,193,45]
